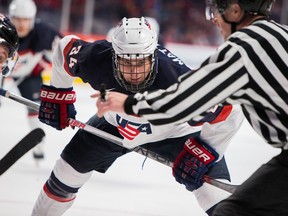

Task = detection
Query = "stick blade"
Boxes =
[0,128,45,175]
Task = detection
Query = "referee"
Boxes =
[96,0,288,215]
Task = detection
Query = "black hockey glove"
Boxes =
[39,84,77,130]
[173,137,218,191]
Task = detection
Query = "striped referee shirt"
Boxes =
[125,19,288,148]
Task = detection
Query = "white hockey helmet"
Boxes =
[145,17,160,36]
[9,0,37,19]
[111,17,158,59]
[106,27,115,42]
[111,17,158,93]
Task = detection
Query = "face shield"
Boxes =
[206,0,218,20]
[112,51,157,93]
[205,0,228,20]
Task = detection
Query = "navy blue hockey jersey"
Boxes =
[50,35,243,154]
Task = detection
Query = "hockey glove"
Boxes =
[173,137,218,191]
[39,84,77,130]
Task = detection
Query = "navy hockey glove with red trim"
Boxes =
[173,137,218,191]
[39,84,77,130]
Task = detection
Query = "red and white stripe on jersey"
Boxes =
[188,105,233,127]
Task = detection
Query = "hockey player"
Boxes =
[0,14,19,77]
[7,0,62,160]
[32,17,244,215]
[95,1,288,215]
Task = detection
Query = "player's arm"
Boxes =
[50,35,79,88]
[39,35,81,130]
[172,105,244,191]
[188,104,244,159]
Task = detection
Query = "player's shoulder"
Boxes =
[63,36,112,54]
[33,20,50,29]
[90,39,112,50]
[34,19,60,34]
[156,44,186,66]
[60,36,113,66]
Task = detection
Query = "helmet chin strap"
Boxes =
[221,14,247,34]
[231,22,237,34]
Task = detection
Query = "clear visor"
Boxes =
[205,0,227,21]
[206,4,218,20]
[116,54,154,83]
[112,52,156,93]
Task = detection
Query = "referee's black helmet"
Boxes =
[207,0,275,17]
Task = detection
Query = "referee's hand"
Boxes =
[90,91,127,117]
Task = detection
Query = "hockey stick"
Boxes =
[68,119,237,193]
[0,88,237,193]
[0,128,45,175]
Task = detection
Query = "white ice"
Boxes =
[0,45,281,215]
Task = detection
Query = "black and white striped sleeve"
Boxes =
[125,43,249,126]
[125,20,288,145]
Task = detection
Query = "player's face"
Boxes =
[0,43,9,75]
[117,57,152,85]
[0,44,9,64]
[208,3,244,41]
[11,17,33,38]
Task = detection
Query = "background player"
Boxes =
[6,0,62,161]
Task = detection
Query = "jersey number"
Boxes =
[69,45,81,68]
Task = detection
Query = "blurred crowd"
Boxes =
[0,0,285,46]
